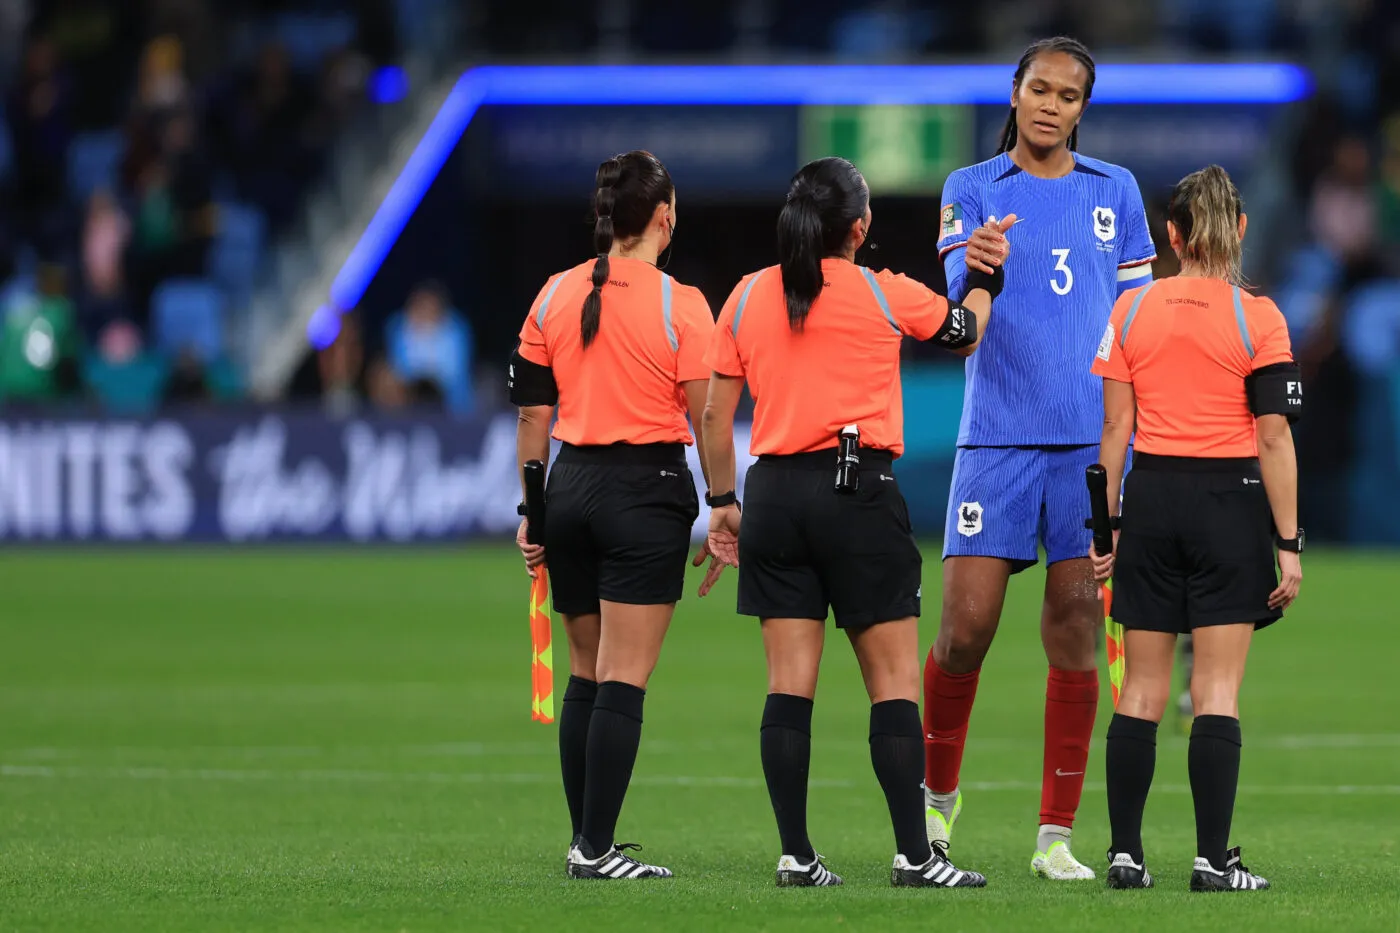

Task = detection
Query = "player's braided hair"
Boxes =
[581,150,674,348]
[995,37,1096,156]
[1168,164,1245,285]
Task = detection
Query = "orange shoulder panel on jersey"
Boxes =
[518,265,588,366]
[1241,291,1294,369]
[1090,282,1150,383]
[705,268,770,378]
[866,267,952,341]
[671,280,716,383]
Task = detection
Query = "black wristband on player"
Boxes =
[963,262,1005,300]
[1275,528,1304,553]
[705,491,739,509]
[517,501,529,516]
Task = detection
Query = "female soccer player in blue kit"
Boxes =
[921,37,1157,881]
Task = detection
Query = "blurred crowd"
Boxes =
[289,279,476,417]
[4,0,1399,446]
[0,0,398,410]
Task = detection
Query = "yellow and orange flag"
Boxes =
[529,567,555,723]
[1103,580,1125,708]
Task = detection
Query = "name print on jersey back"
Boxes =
[937,152,1156,447]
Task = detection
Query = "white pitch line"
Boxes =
[6,733,1399,761]
[3,764,1398,796]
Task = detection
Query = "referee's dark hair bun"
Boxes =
[580,151,675,349]
[777,157,869,332]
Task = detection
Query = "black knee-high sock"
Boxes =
[579,681,646,859]
[869,699,932,864]
[559,675,598,839]
[760,693,815,860]
[1190,714,1242,871]
[1106,713,1158,863]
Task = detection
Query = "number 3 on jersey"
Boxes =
[1051,248,1074,296]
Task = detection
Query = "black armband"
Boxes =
[508,346,559,407]
[931,302,979,350]
[962,262,1005,300]
[1244,361,1303,422]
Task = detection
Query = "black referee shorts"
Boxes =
[1113,453,1282,634]
[544,442,699,616]
[737,449,921,628]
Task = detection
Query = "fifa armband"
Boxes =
[930,303,979,350]
[1244,362,1303,422]
[508,347,559,407]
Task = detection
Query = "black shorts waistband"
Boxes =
[1134,453,1260,475]
[556,442,687,467]
[757,447,895,470]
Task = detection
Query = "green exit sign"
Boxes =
[801,105,972,194]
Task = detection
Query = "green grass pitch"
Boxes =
[1,546,1397,932]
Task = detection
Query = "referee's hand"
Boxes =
[1269,550,1302,611]
[516,519,546,578]
[695,505,741,597]
[1089,531,1118,583]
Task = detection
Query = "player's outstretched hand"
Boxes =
[516,518,546,578]
[965,214,1018,275]
[1269,550,1302,610]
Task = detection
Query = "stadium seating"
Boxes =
[208,202,267,308]
[66,130,126,204]
[151,278,226,363]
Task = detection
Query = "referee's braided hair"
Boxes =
[995,37,1096,156]
[1168,164,1246,286]
[777,157,869,332]
[581,150,674,349]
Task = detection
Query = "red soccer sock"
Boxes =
[922,653,980,794]
[1040,666,1100,827]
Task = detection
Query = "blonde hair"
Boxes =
[1167,165,1244,285]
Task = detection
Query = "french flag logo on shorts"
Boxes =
[958,502,983,537]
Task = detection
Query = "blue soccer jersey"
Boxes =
[938,152,1156,447]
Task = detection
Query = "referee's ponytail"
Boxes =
[777,157,870,332]
[1168,165,1245,286]
[581,151,675,348]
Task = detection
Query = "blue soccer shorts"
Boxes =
[942,445,1109,573]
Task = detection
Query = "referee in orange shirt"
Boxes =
[701,156,1013,888]
[1089,165,1302,892]
[509,150,715,880]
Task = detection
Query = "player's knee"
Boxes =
[935,623,994,674]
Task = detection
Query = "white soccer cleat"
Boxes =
[1190,847,1269,892]
[566,842,673,880]
[1031,840,1097,880]
[924,785,962,849]
[775,853,843,887]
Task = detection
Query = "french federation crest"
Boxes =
[1093,206,1116,243]
[958,502,983,537]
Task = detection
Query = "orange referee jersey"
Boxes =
[1091,276,1294,458]
[705,258,956,457]
[518,256,714,447]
